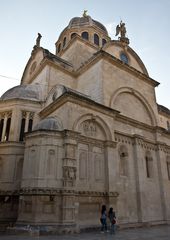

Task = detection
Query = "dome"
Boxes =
[1,84,40,101]
[33,117,62,131]
[68,15,108,34]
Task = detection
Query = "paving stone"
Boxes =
[0,225,170,240]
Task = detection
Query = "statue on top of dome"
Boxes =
[83,10,88,17]
[115,21,126,38]
[115,21,129,44]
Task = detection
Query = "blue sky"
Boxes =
[0,0,170,108]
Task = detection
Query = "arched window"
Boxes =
[19,118,25,141]
[28,119,33,132]
[102,39,107,46]
[94,33,99,46]
[5,118,11,141]
[119,145,128,176]
[58,43,61,53]
[81,31,89,40]
[0,119,4,141]
[145,152,153,178]
[63,37,66,47]
[71,33,76,39]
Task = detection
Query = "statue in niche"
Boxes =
[68,167,76,180]
[63,167,69,178]
[63,167,76,180]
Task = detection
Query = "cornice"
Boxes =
[76,50,160,87]
[0,188,119,198]
[0,141,25,148]
[116,115,170,138]
[115,130,170,152]
[39,91,120,118]
[0,98,42,105]
[115,114,156,132]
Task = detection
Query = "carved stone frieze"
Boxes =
[0,111,12,119]
[82,120,97,137]
[22,111,27,118]
[115,133,133,145]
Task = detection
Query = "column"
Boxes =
[24,112,30,133]
[1,114,8,141]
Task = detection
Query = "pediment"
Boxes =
[103,41,148,75]
[21,48,44,84]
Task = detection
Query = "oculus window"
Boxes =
[120,52,129,64]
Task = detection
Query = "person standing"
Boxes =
[108,207,116,234]
[100,205,108,233]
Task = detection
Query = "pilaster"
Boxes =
[61,130,79,225]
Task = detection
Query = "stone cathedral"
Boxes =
[0,13,170,233]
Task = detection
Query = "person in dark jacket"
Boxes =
[108,207,116,234]
[100,205,108,232]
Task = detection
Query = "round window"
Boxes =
[120,53,128,64]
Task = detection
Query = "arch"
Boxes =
[71,32,76,39]
[118,144,128,156]
[103,40,149,76]
[94,33,99,46]
[81,31,89,40]
[73,113,112,141]
[110,87,157,126]
[102,38,107,46]
[63,37,66,47]
[58,43,61,53]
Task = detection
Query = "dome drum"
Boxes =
[55,15,110,54]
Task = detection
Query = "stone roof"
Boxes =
[68,15,108,34]
[43,48,73,68]
[33,117,62,131]
[157,104,170,116]
[0,84,41,101]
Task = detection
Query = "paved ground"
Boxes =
[0,225,170,240]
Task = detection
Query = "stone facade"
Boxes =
[0,14,170,233]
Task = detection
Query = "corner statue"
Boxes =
[36,33,42,47]
[115,21,126,38]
